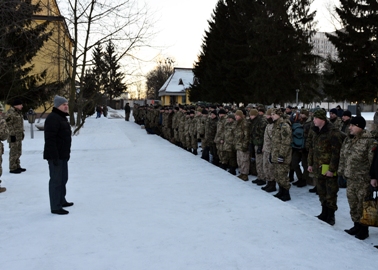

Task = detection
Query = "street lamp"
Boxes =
[27,109,36,139]
[296,89,300,105]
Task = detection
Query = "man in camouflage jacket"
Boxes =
[270,108,292,201]
[338,116,375,240]
[0,104,9,192]
[234,110,250,181]
[6,99,25,174]
[205,110,219,166]
[308,109,345,225]
[214,109,228,168]
[261,109,276,192]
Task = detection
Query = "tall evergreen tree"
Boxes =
[102,41,127,101]
[0,0,52,106]
[323,0,378,104]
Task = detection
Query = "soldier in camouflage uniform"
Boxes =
[308,109,345,225]
[234,110,250,181]
[270,108,292,201]
[6,99,25,174]
[198,109,209,161]
[188,110,198,154]
[338,116,375,240]
[205,110,219,165]
[0,104,9,192]
[261,109,276,192]
[178,106,187,149]
[249,109,268,186]
[222,114,237,175]
[329,108,343,130]
[214,109,228,169]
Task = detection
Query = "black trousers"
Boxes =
[48,159,69,211]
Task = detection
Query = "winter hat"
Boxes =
[202,109,208,115]
[330,108,338,115]
[235,110,244,118]
[227,114,236,120]
[300,109,309,117]
[313,109,327,121]
[249,109,258,116]
[218,109,227,115]
[54,95,68,108]
[343,110,352,118]
[350,116,366,130]
[211,110,218,116]
[266,108,272,116]
[13,99,22,106]
[272,108,283,116]
[257,107,266,113]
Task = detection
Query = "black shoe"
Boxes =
[326,208,335,226]
[309,186,317,193]
[278,188,291,201]
[296,179,307,188]
[193,149,198,155]
[256,179,266,186]
[62,202,74,207]
[345,222,360,235]
[18,167,26,172]
[252,179,260,184]
[51,209,69,215]
[355,224,369,240]
[10,168,22,174]
[317,205,328,222]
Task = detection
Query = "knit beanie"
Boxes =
[54,95,68,108]
[227,114,236,120]
[235,110,244,118]
[343,110,352,118]
[300,109,309,117]
[202,109,208,115]
[218,109,227,115]
[13,99,22,106]
[313,109,327,121]
[330,108,338,115]
[272,108,283,116]
[350,116,366,130]
[249,109,258,116]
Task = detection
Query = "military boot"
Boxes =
[277,188,291,201]
[295,178,307,188]
[326,208,335,226]
[274,186,283,198]
[264,181,277,193]
[355,224,369,240]
[261,182,269,190]
[193,149,198,155]
[256,179,266,186]
[345,222,361,235]
[237,174,249,181]
[316,204,328,222]
[228,167,236,175]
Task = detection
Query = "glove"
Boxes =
[10,136,16,143]
[256,146,263,154]
[277,155,284,164]
[268,154,272,164]
[53,159,59,166]
[22,133,24,140]
[200,134,204,138]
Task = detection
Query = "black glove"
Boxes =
[278,155,284,164]
[10,136,16,143]
[53,159,59,166]
[257,146,263,154]
[22,133,24,140]
[268,154,272,164]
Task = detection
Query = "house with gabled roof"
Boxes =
[158,67,194,105]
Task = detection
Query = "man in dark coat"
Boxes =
[44,95,72,215]
[124,103,131,121]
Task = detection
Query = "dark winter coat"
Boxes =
[43,107,72,161]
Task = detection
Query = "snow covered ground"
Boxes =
[1,109,378,270]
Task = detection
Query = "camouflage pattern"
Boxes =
[330,116,343,130]
[271,117,292,190]
[223,120,237,168]
[214,115,227,164]
[6,106,24,171]
[234,117,250,174]
[263,122,274,181]
[205,115,219,165]
[172,110,180,143]
[338,130,375,222]
[197,114,208,149]
[308,121,344,211]
[340,119,351,136]
[178,111,187,148]
[188,116,197,149]
[249,115,267,146]
[0,115,9,177]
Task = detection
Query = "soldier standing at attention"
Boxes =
[338,116,375,240]
[0,104,9,192]
[308,109,344,225]
[234,110,250,181]
[6,99,25,174]
[270,108,292,201]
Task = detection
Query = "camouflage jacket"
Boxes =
[0,117,9,142]
[302,117,313,151]
[214,115,227,145]
[197,115,207,138]
[329,117,343,130]
[6,106,24,142]
[188,116,197,137]
[340,119,351,136]
[178,111,186,133]
[250,115,267,147]
[233,118,250,152]
[338,130,375,179]
[223,120,236,152]
[308,121,345,176]
[172,111,179,130]
[194,114,202,139]
[262,123,274,153]
[271,117,292,165]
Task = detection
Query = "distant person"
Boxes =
[124,103,131,121]
[96,105,102,118]
[336,105,344,118]
[102,105,108,117]
[44,96,73,215]
[6,99,25,174]
[0,104,9,193]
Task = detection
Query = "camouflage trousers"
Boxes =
[316,175,339,211]
[221,150,237,168]
[254,146,265,180]
[9,140,22,171]
[237,150,250,175]
[346,176,370,223]
[179,132,187,148]
[0,142,3,177]
[174,129,180,143]
[263,151,274,181]
[187,134,197,149]
[273,163,290,190]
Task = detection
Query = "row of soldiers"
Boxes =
[132,102,378,243]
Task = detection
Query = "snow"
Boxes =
[1,109,378,270]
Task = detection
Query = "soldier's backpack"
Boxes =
[291,122,305,149]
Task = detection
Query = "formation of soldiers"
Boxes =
[132,102,378,244]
